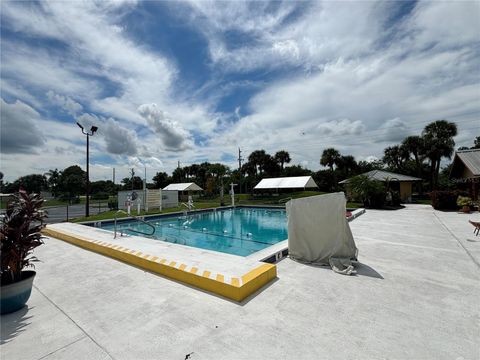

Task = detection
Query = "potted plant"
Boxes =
[1,190,46,314]
[457,195,473,213]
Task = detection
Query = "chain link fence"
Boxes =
[40,201,111,223]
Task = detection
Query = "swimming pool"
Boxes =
[99,207,288,257]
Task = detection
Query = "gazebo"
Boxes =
[339,170,421,202]
[449,149,480,200]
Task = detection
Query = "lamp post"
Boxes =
[77,122,98,217]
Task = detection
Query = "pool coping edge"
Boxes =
[42,226,277,302]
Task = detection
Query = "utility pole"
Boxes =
[113,168,115,184]
[238,148,243,170]
[177,160,180,169]
[130,168,135,191]
[238,148,243,194]
[143,166,147,212]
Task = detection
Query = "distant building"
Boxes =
[449,149,480,200]
[339,170,421,203]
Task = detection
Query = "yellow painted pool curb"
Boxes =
[42,227,277,302]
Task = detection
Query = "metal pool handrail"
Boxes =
[114,210,156,238]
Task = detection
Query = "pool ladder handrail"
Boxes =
[181,202,196,211]
[114,210,156,238]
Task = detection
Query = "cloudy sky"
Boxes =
[1,0,479,182]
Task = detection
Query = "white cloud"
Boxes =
[47,91,83,115]
[138,104,193,151]
[0,98,46,154]
[101,118,138,156]
[317,119,366,136]
[378,118,410,143]
[75,112,139,156]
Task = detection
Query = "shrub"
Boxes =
[430,190,468,210]
[347,175,386,209]
[107,199,118,210]
[457,196,473,207]
[91,192,109,200]
[58,194,80,204]
[1,191,47,284]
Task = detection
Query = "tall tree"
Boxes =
[58,165,86,198]
[152,172,170,189]
[241,162,256,178]
[6,174,47,194]
[262,155,281,177]
[383,145,409,171]
[171,167,186,183]
[45,168,60,197]
[248,150,269,176]
[336,155,358,179]
[121,176,143,190]
[422,120,458,190]
[401,136,426,193]
[320,148,341,171]
[274,150,291,171]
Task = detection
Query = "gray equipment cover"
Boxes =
[286,192,358,275]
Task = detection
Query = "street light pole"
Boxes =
[77,122,98,218]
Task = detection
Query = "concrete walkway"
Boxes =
[1,205,479,359]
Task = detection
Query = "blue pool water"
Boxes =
[100,207,288,257]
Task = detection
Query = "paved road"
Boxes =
[42,204,110,223]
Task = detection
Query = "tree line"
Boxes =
[1,120,477,198]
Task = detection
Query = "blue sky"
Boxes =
[1,0,479,182]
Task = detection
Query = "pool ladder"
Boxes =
[113,210,156,238]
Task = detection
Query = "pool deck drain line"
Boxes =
[42,226,277,302]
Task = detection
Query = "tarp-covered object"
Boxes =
[286,192,358,275]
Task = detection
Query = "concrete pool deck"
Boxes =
[2,205,479,359]
[42,222,279,302]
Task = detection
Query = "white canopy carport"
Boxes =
[254,176,318,190]
[162,182,203,191]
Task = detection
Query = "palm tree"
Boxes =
[248,150,268,176]
[320,148,341,191]
[422,120,458,190]
[401,135,426,194]
[320,148,341,171]
[337,155,358,177]
[383,145,408,171]
[45,168,60,197]
[241,162,256,178]
[274,150,291,171]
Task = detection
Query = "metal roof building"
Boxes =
[339,170,421,203]
[339,170,421,184]
[450,149,480,179]
[450,149,480,200]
